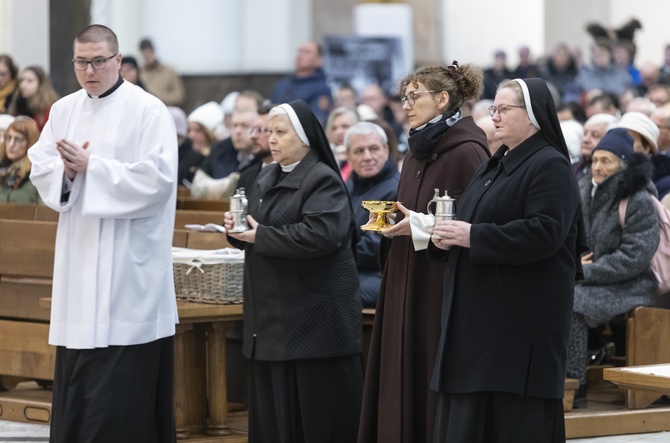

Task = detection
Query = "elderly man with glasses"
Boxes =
[28,24,179,443]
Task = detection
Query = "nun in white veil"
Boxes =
[429,78,587,442]
[224,99,363,443]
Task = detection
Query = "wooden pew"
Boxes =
[0,220,56,278]
[0,203,225,225]
[623,306,670,408]
[34,206,59,222]
[0,219,56,401]
[0,204,58,221]
[174,209,225,230]
[0,217,244,439]
[177,186,191,198]
[0,204,36,220]
[177,197,230,212]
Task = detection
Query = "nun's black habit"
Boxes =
[226,100,363,443]
[429,79,587,442]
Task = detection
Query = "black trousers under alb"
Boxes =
[50,336,176,443]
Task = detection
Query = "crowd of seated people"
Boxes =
[6,31,670,436]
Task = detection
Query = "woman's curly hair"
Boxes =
[399,61,484,113]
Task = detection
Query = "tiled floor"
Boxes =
[0,419,668,443]
[568,433,670,442]
[0,420,49,442]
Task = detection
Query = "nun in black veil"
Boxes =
[429,78,587,442]
[224,99,363,443]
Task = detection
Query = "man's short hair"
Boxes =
[236,89,265,111]
[74,24,119,54]
[593,39,613,54]
[588,93,619,112]
[344,121,388,151]
[139,38,154,51]
[256,103,274,116]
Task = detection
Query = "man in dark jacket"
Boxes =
[271,41,332,125]
[344,122,400,308]
[236,104,273,193]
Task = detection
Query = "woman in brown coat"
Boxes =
[358,62,489,443]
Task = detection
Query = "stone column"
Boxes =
[49,0,91,95]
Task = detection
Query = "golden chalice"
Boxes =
[361,200,398,231]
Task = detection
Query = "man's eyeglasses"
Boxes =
[249,126,270,136]
[400,90,438,107]
[4,134,26,144]
[72,53,118,71]
[488,104,525,117]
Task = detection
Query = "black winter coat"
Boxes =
[430,132,583,399]
[228,150,361,361]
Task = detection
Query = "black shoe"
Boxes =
[588,347,608,365]
[572,384,587,409]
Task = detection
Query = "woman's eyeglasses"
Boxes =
[488,104,525,117]
[400,90,438,107]
[4,134,26,144]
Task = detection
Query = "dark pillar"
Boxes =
[49,0,91,96]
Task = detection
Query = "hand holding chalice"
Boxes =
[361,200,398,231]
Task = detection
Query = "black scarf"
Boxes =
[407,109,459,160]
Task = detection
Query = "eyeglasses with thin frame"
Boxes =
[72,53,118,71]
[248,126,270,136]
[400,90,438,106]
[4,134,26,144]
[488,103,525,117]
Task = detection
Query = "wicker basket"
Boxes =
[172,247,245,304]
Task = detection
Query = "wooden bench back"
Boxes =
[0,204,59,221]
[177,197,230,212]
[0,204,37,220]
[0,220,56,322]
[0,203,225,224]
[174,209,225,229]
[626,306,670,408]
[0,219,234,278]
[0,212,236,380]
[0,220,56,278]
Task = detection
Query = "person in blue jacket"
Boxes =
[271,41,333,125]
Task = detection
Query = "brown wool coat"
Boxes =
[359,116,489,443]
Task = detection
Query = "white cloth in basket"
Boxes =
[172,247,245,304]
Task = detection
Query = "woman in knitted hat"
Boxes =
[617,110,670,201]
[566,127,660,407]
[616,111,659,154]
[180,102,223,184]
